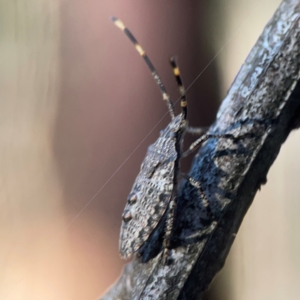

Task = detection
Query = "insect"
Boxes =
[112,17,229,260]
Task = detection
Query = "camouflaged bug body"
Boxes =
[112,17,216,260]
[120,115,186,259]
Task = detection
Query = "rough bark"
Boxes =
[102,0,300,299]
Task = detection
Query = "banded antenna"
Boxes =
[170,57,187,120]
[111,17,175,120]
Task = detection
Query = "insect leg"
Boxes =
[183,133,235,157]
[163,172,216,263]
[181,173,215,221]
[185,126,208,135]
[112,17,175,119]
[163,195,177,252]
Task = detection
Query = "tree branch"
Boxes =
[102,0,300,299]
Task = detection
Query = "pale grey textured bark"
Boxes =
[102,0,300,299]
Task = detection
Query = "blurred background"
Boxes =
[1,0,300,299]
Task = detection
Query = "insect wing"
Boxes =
[119,135,177,259]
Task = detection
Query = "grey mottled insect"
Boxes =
[112,17,226,260]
